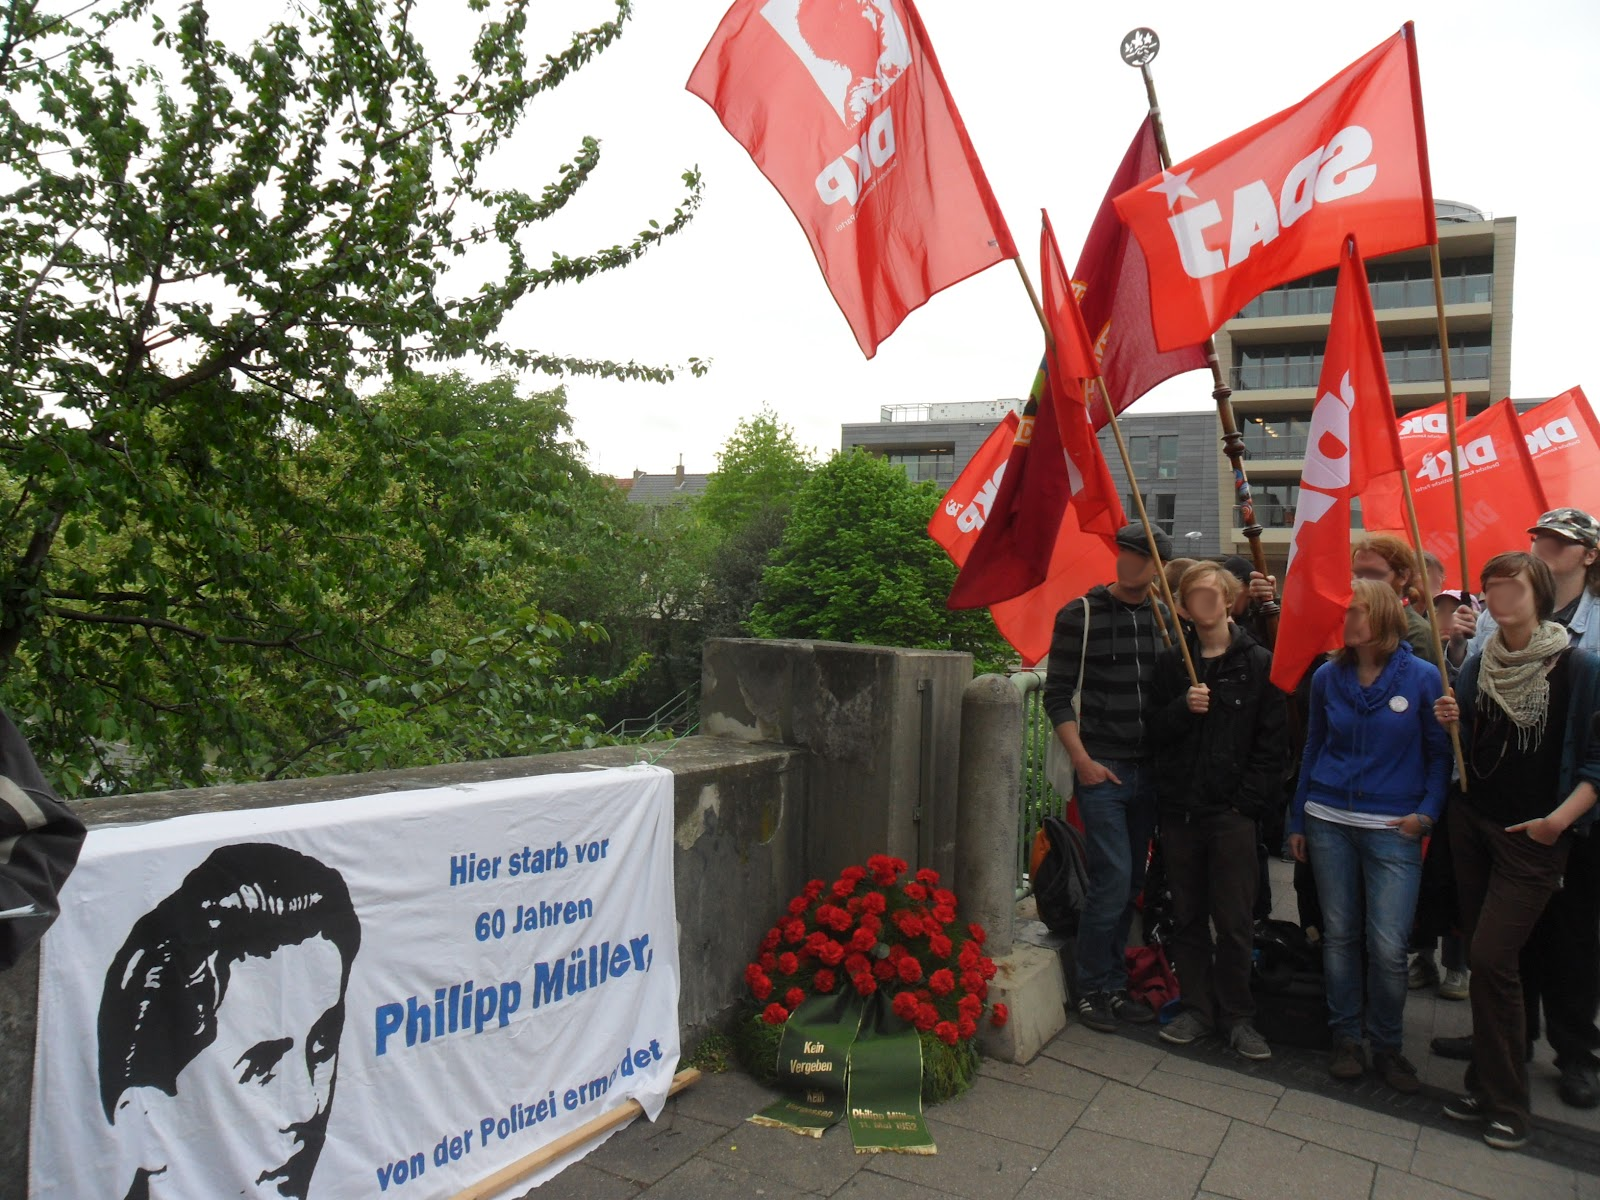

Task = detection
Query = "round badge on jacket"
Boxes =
[1389,695,1409,713]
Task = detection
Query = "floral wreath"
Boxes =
[734,854,1007,1102]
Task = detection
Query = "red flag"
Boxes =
[1517,387,1600,517]
[929,417,1115,663]
[1363,393,1467,522]
[1076,119,1210,424]
[1114,25,1435,352]
[1271,238,1407,692]
[928,413,1018,566]
[687,0,1016,357]
[1363,398,1550,589]
[1041,211,1125,537]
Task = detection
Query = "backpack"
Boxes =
[1029,815,1089,937]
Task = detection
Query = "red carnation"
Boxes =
[846,896,862,913]
[861,891,887,915]
[934,1021,960,1046]
[958,1016,977,1040]
[787,895,809,916]
[961,970,984,994]
[893,910,923,937]
[841,865,867,884]
[891,992,920,1022]
[744,962,764,988]
[761,928,782,952]
[959,942,980,970]
[873,958,896,981]
[817,940,845,967]
[759,951,777,972]
[817,904,852,933]
[904,882,928,902]
[777,952,799,976]
[804,878,826,900]
[916,868,941,887]
[852,972,878,996]
[979,957,997,980]
[934,888,957,909]
[844,953,870,976]
[832,878,855,899]
[929,933,953,958]
[763,1003,789,1025]
[915,1003,938,1031]
[958,993,982,1020]
[928,968,955,996]
[968,923,987,945]
[814,969,837,993]
[782,918,806,945]
[887,943,906,961]
[850,927,877,953]
[859,913,882,935]
[896,956,923,984]
[785,987,805,1010]
[751,974,773,1001]
[990,1003,1009,1028]
[805,931,831,956]
[932,905,956,925]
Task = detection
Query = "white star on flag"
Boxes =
[1148,168,1197,212]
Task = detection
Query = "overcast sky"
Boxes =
[231,1,1600,476]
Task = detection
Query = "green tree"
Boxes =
[0,1,699,792]
[697,408,814,538]
[747,450,1009,667]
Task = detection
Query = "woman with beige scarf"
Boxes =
[1434,551,1600,1151]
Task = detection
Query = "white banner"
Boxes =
[30,764,680,1200]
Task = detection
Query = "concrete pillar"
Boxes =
[955,673,1022,958]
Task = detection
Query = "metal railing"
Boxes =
[1011,669,1066,899]
[1230,348,1491,392]
[1236,273,1492,320]
[607,688,699,741]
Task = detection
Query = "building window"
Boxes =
[1232,332,1490,390]
[1236,255,1493,318]
[1156,435,1179,479]
[1153,494,1176,535]
[883,447,955,483]
[1127,434,1150,475]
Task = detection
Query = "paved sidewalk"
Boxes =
[531,859,1600,1199]
[532,1019,1600,1200]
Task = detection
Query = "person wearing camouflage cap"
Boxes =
[1461,507,1600,656]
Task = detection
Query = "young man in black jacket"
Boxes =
[1043,522,1173,1032]
[1150,561,1288,1059]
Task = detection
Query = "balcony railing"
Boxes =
[1230,348,1491,391]
[1235,273,1492,320]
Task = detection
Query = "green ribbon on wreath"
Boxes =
[749,990,935,1154]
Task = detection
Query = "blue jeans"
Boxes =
[1075,760,1156,996]
[1305,813,1423,1051]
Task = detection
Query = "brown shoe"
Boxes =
[1374,1049,1421,1094]
[1329,1038,1365,1080]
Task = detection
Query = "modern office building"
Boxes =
[1212,200,1515,571]
[842,401,1228,554]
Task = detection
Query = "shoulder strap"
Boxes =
[1072,596,1090,721]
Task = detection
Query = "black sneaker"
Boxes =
[1483,1119,1528,1151]
[1443,1094,1488,1122]
[1373,1049,1421,1094]
[1109,989,1156,1024]
[1430,1034,1473,1061]
[1558,1061,1600,1109]
[1329,1038,1365,1080]
[1076,991,1117,1033]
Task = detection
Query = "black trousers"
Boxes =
[1162,809,1259,1028]
[1521,825,1600,1069]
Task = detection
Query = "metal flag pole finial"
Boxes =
[1119,28,1160,67]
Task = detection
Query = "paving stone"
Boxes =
[1579,1171,1600,1199]
[659,1069,782,1129]
[1265,1109,1415,1169]
[1016,1179,1121,1200]
[1273,1088,1423,1140]
[1152,1053,1286,1098]
[698,1120,865,1196]
[1075,1078,1231,1157]
[1032,1127,1209,1200]
[1407,1148,1577,1200]
[578,1111,727,1186]
[1371,1165,1488,1200]
[833,1170,968,1199]
[1415,1126,1577,1187]
[864,1116,1048,1199]
[979,1052,1107,1101]
[519,1161,641,1199]
[1201,1120,1376,1200]
[1041,1030,1164,1087]
[933,1075,1086,1149]
[1141,1068,1280,1124]
[635,1156,813,1200]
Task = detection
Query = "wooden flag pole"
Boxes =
[447,1069,702,1200]
[1397,467,1468,787]
[1122,31,1280,643]
[1429,243,1471,593]
[1013,253,1191,668]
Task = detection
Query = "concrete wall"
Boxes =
[1,640,976,1188]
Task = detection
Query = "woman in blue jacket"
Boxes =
[1288,580,1451,1092]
